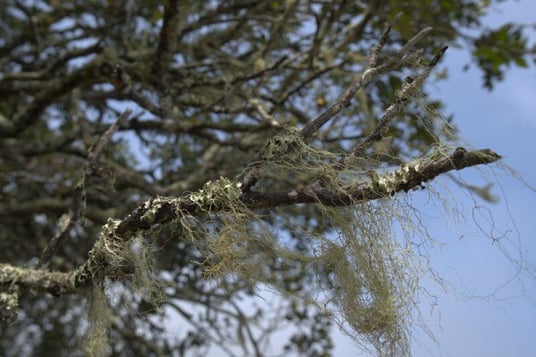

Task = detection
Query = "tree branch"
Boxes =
[0,147,500,297]
[351,45,448,158]
[241,147,501,208]
[0,263,76,295]
[155,0,180,72]
[37,108,132,269]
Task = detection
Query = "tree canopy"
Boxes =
[0,1,534,356]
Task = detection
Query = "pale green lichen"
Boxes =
[82,286,113,357]
[0,289,19,323]
[190,177,242,208]
[101,218,121,236]
[261,127,302,160]
[140,197,169,223]
[82,220,160,356]
[365,161,424,194]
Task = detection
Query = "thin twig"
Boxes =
[398,27,433,59]
[368,12,402,68]
[243,15,432,191]
[155,0,180,71]
[36,108,132,269]
[299,13,402,140]
[87,108,132,170]
[351,46,448,159]
[334,0,383,54]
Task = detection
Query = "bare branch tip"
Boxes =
[383,12,403,40]
[122,107,133,117]
[392,12,404,25]
[422,26,433,34]
[429,46,449,67]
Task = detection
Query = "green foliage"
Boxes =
[473,23,532,88]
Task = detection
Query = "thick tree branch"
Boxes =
[241,147,500,208]
[0,263,76,295]
[0,147,499,296]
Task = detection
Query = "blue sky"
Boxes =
[332,1,536,355]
